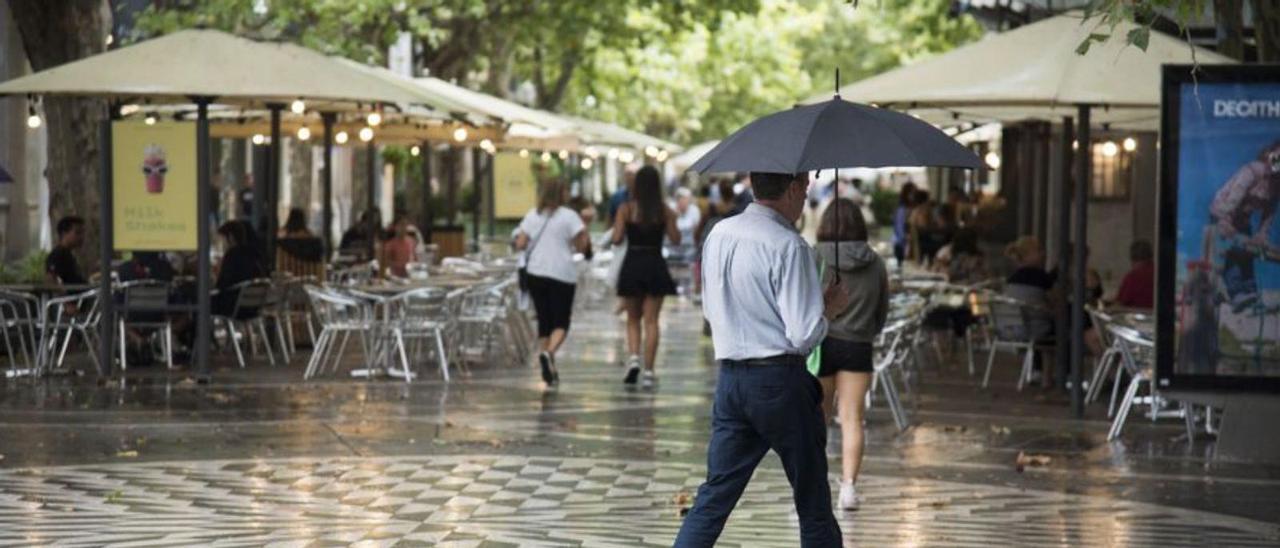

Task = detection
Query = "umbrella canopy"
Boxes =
[691,98,982,174]
[562,115,681,154]
[814,12,1234,128]
[0,29,427,107]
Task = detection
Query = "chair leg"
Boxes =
[118,320,129,372]
[1108,376,1143,441]
[1108,365,1126,418]
[274,318,291,363]
[329,331,353,375]
[303,330,331,380]
[1016,346,1035,392]
[162,325,175,370]
[226,321,247,368]
[1086,348,1115,403]
[982,342,998,388]
[965,329,975,376]
[435,329,451,382]
[880,369,909,432]
[1182,402,1197,441]
[257,319,277,367]
[394,330,412,383]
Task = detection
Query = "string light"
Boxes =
[410,145,421,156]
[607,148,619,160]
[480,139,495,154]
[580,158,594,170]
[358,127,374,142]
[1123,137,1137,152]
[558,150,569,160]
[144,114,157,126]
[453,127,468,142]
[619,151,635,164]
[984,151,1001,170]
[119,104,141,116]
[251,134,265,145]
[366,111,382,126]
[519,149,529,158]
[644,145,659,157]
[25,105,41,129]
[296,126,311,141]
[540,151,551,162]
[290,99,306,115]
[335,131,349,144]
[656,150,669,162]
[1102,141,1119,157]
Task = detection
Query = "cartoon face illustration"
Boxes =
[142,144,168,194]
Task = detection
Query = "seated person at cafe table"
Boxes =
[277,208,326,278]
[1112,239,1155,310]
[379,214,418,278]
[45,216,87,286]
[213,221,266,317]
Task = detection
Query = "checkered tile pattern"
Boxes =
[0,455,1275,547]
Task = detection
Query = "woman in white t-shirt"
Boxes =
[515,179,591,386]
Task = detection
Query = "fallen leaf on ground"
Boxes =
[115,450,138,458]
[1015,451,1052,468]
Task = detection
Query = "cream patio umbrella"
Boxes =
[0,29,447,378]
[810,12,1236,415]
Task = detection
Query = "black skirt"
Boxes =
[817,337,874,377]
[616,247,678,297]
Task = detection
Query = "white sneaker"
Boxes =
[838,481,861,511]
[641,370,656,388]
[623,355,641,385]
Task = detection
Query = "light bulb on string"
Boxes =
[519,149,529,158]
[580,158,594,170]
[480,139,495,153]
[558,150,569,160]
[410,145,421,156]
[296,126,311,141]
[984,152,1001,170]
[1123,137,1137,152]
[144,114,157,125]
[453,127,468,142]
[335,131,349,144]
[540,151,551,162]
[290,99,306,115]
[359,127,374,142]
[252,134,265,145]
[607,148,619,160]
[656,150,669,162]
[25,104,41,129]
[366,111,381,126]
[1102,141,1118,157]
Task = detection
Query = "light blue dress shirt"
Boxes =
[701,203,828,361]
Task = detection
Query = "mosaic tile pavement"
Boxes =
[0,454,1275,547]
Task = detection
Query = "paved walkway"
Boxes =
[1,298,1278,546]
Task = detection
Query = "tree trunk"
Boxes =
[537,49,579,111]
[8,0,109,269]
[1252,0,1280,62]
[1214,0,1246,60]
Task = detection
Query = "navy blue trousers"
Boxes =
[674,360,842,547]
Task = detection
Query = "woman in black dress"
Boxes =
[612,165,680,387]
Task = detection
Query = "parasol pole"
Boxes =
[833,68,841,280]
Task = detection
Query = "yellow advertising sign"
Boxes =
[112,121,197,250]
[493,151,537,219]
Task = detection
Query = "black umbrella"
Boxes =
[690,97,982,174]
[691,84,982,277]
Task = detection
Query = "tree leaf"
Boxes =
[1127,26,1150,51]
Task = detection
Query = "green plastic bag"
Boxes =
[806,258,826,377]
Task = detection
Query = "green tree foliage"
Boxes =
[132,0,981,145]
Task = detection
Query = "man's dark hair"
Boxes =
[749,172,804,200]
[1130,240,1153,262]
[56,216,85,236]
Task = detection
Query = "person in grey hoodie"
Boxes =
[813,198,889,512]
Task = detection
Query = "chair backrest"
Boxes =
[1108,324,1154,377]
[121,280,171,311]
[1087,306,1115,348]
[305,286,367,325]
[987,297,1030,341]
[230,279,275,316]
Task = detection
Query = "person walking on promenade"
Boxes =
[612,165,681,387]
[813,198,888,512]
[674,171,850,548]
[515,179,591,386]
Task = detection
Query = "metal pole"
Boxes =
[1055,116,1073,404]
[97,107,114,377]
[266,104,282,269]
[472,147,481,248]
[196,97,213,378]
[321,113,334,259]
[486,151,495,239]
[421,141,433,243]
[1072,105,1091,418]
[366,139,377,261]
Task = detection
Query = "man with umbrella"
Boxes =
[674,88,981,547]
[675,171,851,547]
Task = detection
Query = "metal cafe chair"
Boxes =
[981,295,1049,390]
[40,289,102,375]
[870,318,913,432]
[302,285,374,380]
[382,287,457,382]
[1106,324,1193,441]
[116,280,175,370]
[1084,307,1123,410]
[0,289,39,374]
[211,278,278,368]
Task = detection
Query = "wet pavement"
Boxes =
[1,297,1279,546]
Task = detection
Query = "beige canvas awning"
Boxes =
[810,12,1235,128]
[0,29,429,109]
[564,115,681,154]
